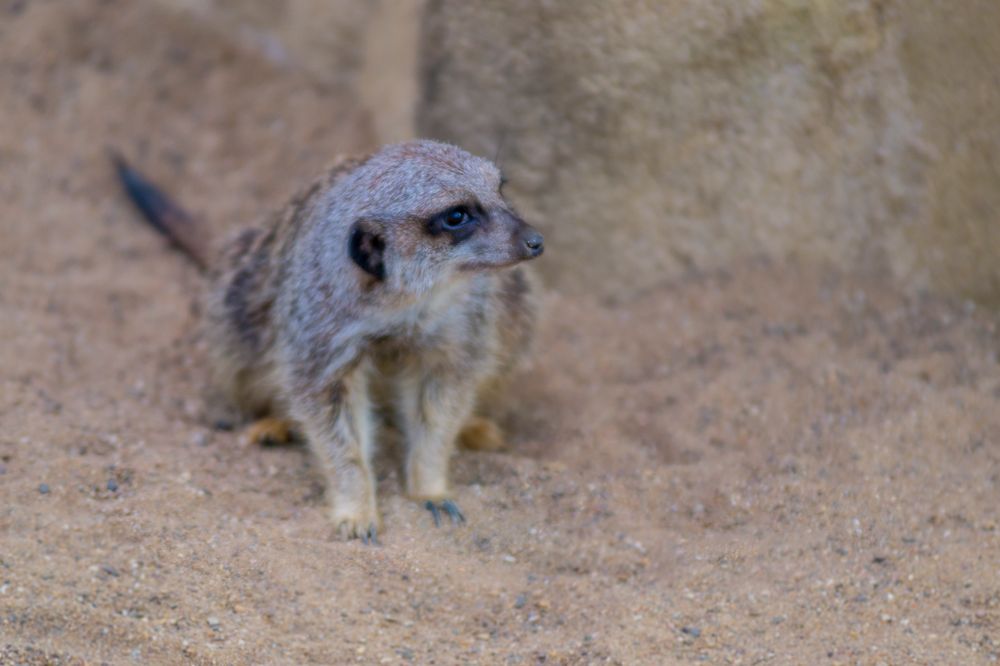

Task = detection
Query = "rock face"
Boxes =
[158,0,425,143]
[418,1,1000,303]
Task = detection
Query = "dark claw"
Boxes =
[425,499,465,527]
[441,499,465,524]
[361,524,379,546]
[425,500,441,527]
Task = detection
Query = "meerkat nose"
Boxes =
[523,230,544,257]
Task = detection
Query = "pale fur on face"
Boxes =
[317,140,526,298]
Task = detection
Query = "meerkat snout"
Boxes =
[440,206,544,274]
[486,206,544,262]
[339,146,545,286]
[519,225,544,257]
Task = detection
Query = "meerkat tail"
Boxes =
[111,151,212,271]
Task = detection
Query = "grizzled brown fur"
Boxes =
[119,140,543,540]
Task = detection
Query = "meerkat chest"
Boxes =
[377,277,493,350]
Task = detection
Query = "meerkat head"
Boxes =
[339,140,543,296]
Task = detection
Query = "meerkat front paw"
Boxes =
[330,479,381,544]
[406,468,466,527]
[331,502,381,544]
[423,499,465,527]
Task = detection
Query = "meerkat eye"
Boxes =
[426,205,479,239]
[443,206,472,229]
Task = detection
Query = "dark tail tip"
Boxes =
[110,149,209,270]
[110,148,176,239]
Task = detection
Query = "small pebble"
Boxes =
[681,626,701,638]
[106,479,119,492]
[101,565,120,578]
[38,483,50,495]
[207,616,221,630]
[514,594,527,609]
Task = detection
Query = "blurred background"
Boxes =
[9,0,996,302]
[2,1,1000,663]
[156,0,1000,303]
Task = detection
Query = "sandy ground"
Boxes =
[3,2,1000,664]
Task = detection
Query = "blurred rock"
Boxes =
[160,0,424,143]
[418,1,1000,304]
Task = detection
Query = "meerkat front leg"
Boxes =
[292,359,380,542]
[397,364,481,526]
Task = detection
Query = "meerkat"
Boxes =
[114,140,543,542]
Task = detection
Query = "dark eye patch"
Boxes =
[426,204,480,243]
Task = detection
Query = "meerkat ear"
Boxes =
[348,220,386,281]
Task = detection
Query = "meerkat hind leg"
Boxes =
[458,416,505,451]
[242,416,296,446]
